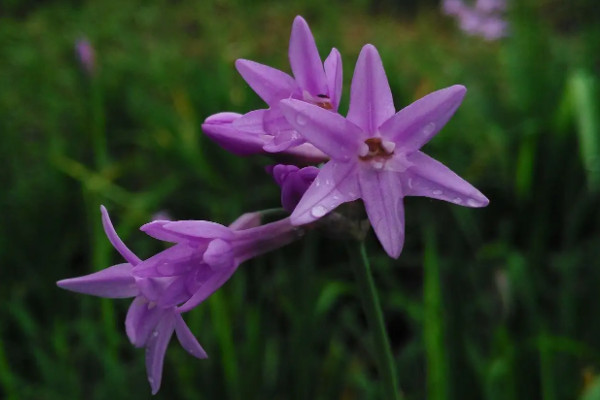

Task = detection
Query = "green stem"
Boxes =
[346,241,402,400]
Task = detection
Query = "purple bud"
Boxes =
[268,164,319,212]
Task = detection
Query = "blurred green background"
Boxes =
[1,0,600,398]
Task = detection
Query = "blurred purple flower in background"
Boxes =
[57,206,303,394]
[74,37,95,75]
[442,0,508,40]
[279,45,489,258]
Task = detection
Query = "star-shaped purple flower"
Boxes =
[202,15,342,157]
[279,44,489,258]
[58,206,302,394]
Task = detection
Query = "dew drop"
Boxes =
[311,205,328,218]
[296,114,308,126]
[407,178,414,189]
[148,377,155,385]
[467,198,480,207]
[433,189,443,195]
[452,197,462,204]
[422,122,436,137]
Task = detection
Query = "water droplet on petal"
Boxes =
[296,114,307,126]
[152,330,159,337]
[148,377,155,385]
[422,122,436,137]
[311,205,328,218]
[407,178,414,189]
[372,161,384,170]
[467,198,480,207]
[433,189,443,195]
[452,197,462,204]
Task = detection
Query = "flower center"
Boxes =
[314,94,333,110]
[359,137,395,160]
[302,90,333,110]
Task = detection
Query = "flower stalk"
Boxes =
[346,241,402,400]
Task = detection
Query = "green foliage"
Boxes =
[1,0,599,399]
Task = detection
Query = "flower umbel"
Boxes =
[279,44,489,258]
[57,206,302,394]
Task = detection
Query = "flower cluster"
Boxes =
[442,0,508,40]
[59,15,488,394]
[205,16,488,257]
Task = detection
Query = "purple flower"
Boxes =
[279,45,489,258]
[58,206,302,393]
[202,15,341,157]
[268,164,319,212]
[202,111,327,163]
[135,213,302,313]
[442,0,508,40]
[75,38,95,76]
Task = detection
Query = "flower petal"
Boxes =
[57,263,138,298]
[202,110,267,156]
[324,48,342,110]
[145,312,176,395]
[125,296,166,347]
[177,268,238,313]
[347,44,395,134]
[290,161,360,225]
[289,16,327,97]
[358,168,405,258]
[161,221,234,240]
[133,244,200,278]
[279,99,364,160]
[174,314,208,359]
[101,205,141,266]
[262,106,304,152]
[379,85,466,151]
[228,212,262,231]
[404,151,489,207]
[235,59,299,106]
[141,220,233,242]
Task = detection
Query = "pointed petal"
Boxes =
[289,16,327,96]
[228,212,262,231]
[379,85,466,151]
[141,220,233,242]
[175,314,208,359]
[133,244,200,278]
[290,161,360,225]
[324,48,343,110]
[404,151,489,207]
[177,268,238,313]
[358,168,405,258]
[162,221,234,240]
[145,312,176,395]
[280,99,364,160]
[57,263,138,298]
[347,44,395,134]
[204,112,241,124]
[235,59,299,106]
[101,206,141,266]
[202,110,268,156]
[125,296,165,347]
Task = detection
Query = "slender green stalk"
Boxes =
[346,242,402,400]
